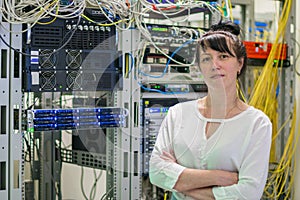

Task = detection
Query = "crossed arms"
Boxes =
[161,151,238,200]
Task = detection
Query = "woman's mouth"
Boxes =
[210,74,225,79]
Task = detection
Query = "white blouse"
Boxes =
[149,100,272,200]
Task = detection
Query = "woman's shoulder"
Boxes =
[245,105,272,125]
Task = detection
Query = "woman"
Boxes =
[149,21,272,200]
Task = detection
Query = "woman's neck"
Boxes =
[204,89,239,118]
[206,85,238,107]
[205,94,238,109]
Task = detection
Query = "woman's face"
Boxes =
[198,46,243,90]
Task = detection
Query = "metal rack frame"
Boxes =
[0,19,23,200]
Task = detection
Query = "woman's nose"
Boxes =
[211,57,221,70]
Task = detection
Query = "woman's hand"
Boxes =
[215,170,238,186]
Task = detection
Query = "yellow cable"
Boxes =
[164,191,168,200]
[264,102,297,198]
[217,6,224,16]
[125,53,129,78]
[249,0,291,163]
[271,114,291,142]
[245,0,293,198]
[37,0,59,25]
[228,0,233,22]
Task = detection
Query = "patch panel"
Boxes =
[27,107,128,132]
[142,106,169,175]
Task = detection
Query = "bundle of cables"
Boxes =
[246,0,299,199]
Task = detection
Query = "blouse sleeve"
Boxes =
[212,116,272,200]
[149,106,186,191]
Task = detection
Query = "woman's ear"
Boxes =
[238,57,244,69]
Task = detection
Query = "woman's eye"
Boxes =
[220,54,229,59]
[201,56,211,62]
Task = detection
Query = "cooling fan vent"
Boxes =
[40,71,56,90]
[66,50,82,70]
[39,49,57,69]
[66,71,82,90]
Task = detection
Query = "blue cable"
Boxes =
[139,39,195,78]
[127,52,135,75]
[137,39,195,94]
[276,84,280,98]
